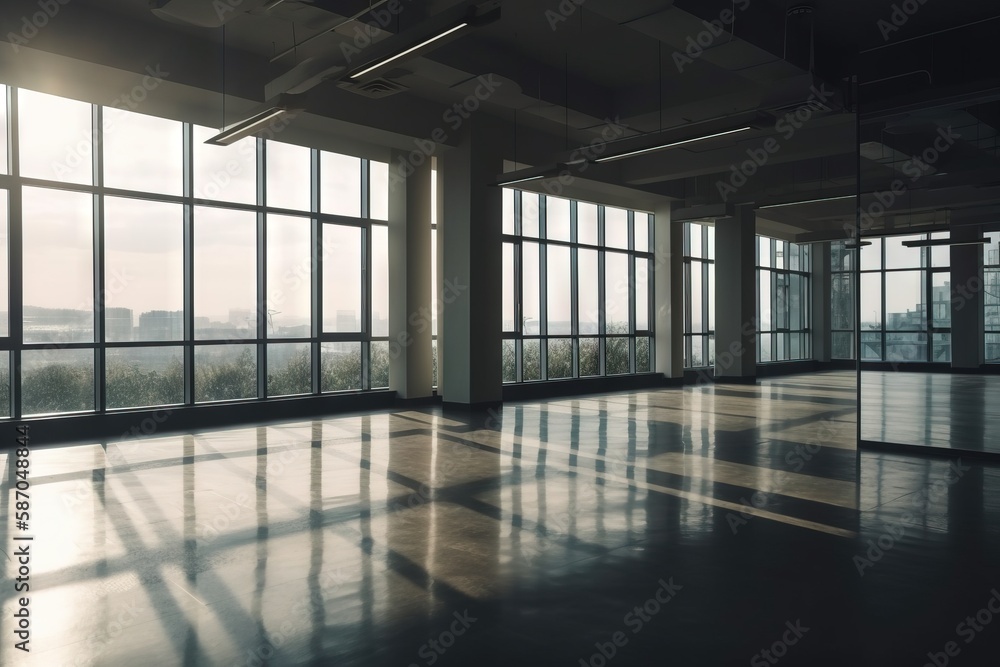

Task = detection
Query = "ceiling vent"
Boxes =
[337,77,408,99]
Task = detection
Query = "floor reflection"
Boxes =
[2,372,999,665]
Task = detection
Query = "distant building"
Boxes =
[105,307,134,341]
[139,310,184,340]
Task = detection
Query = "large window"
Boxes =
[502,191,653,382]
[757,236,811,363]
[830,241,856,359]
[0,86,389,418]
[683,221,715,368]
[986,233,1000,362]
[855,233,950,362]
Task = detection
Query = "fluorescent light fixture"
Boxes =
[349,22,468,80]
[495,173,545,187]
[592,127,752,163]
[205,107,291,145]
[759,194,855,209]
[901,237,990,247]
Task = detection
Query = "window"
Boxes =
[502,191,653,382]
[857,233,949,362]
[757,236,811,363]
[830,241,855,359]
[683,222,715,368]
[985,233,1000,362]
[0,86,390,418]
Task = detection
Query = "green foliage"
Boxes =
[198,347,257,402]
[370,342,390,389]
[501,340,516,383]
[322,345,362,391]
[267,346,311,397]
[606,337,629,375]
[522,340,541,381]
[22,362,94,415]
[636,337,650,372]
[547,339,573,379]
[107,357,184,409]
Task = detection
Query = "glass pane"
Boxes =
[267,215,312,338]
[885,271,925,330]
[932,333,951,363]
[0,353,8,418]
[689,223,703,258]
[267,343,311,396]
[606,337,629,374]
[759,333,772,362]
[501,339,516,383]
[19,89,93,185]
[635,214,650,253]
[522,241,540,334]
[195,344,257,402]
[861,238,883,271]
[832,332,855,360]
[0,190,8,337]
[502,188,515,235]
[21,348,94,415]
[759,270,772,331]
[103,108,183,195]
[831,273,854,330]
[789,243,800,271]
[502,243,516,332]
[106,346,184,409]
[986,233,1000,267]
[861,273,882,329]
[321,342,362,391]
[370,160,389,221]
[986,334,1000,363]
[193,124,257,204]
[605,207,628,249]
[195,207,257,339]
[370,340,389,389]
[708,263,716,332]
[322,225,362,332]
[579,338,599,376]
[885,235,922,269]
[547,338,572,379]
[522,339,540,381]
[758,237,771,268]
[23,187,94,343]
[371,225,388,337]
[0,85,6,175]
[605,252,629,334]
[546,196,570,241]
[578,249,599,334]
[578,202,598,245]
[105,197,184,342]
[775,241,786,270]
[706,225,716,260]
[522,193,540,238]
[831,241,854,272]
[861,332,883,360]
[691,262,703,334]
[431,227,438,337]
[547,245,571,335]
[636,258,649,331]
[321,151,361,217]
[931,273,951,329]
[930,233,949,268]
[775,273,789,329]
[636,336,651,372]
[885,332,927,363]
[432,339,439,387]
[267,141,311,211]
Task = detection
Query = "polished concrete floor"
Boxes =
[3,371,1000,666]
[862,371,1000,455]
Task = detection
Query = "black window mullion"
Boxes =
[8,86,21,418]
[311,150,321,394]
[94,104,105,413]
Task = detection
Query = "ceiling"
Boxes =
[3,0,1000,240]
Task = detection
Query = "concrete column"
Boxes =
[439,118,503,406]
[388,151,434,399]
[714,206,756,381]
[951,225,985,369]
[654,202,684,380]
[812,241,832,362]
